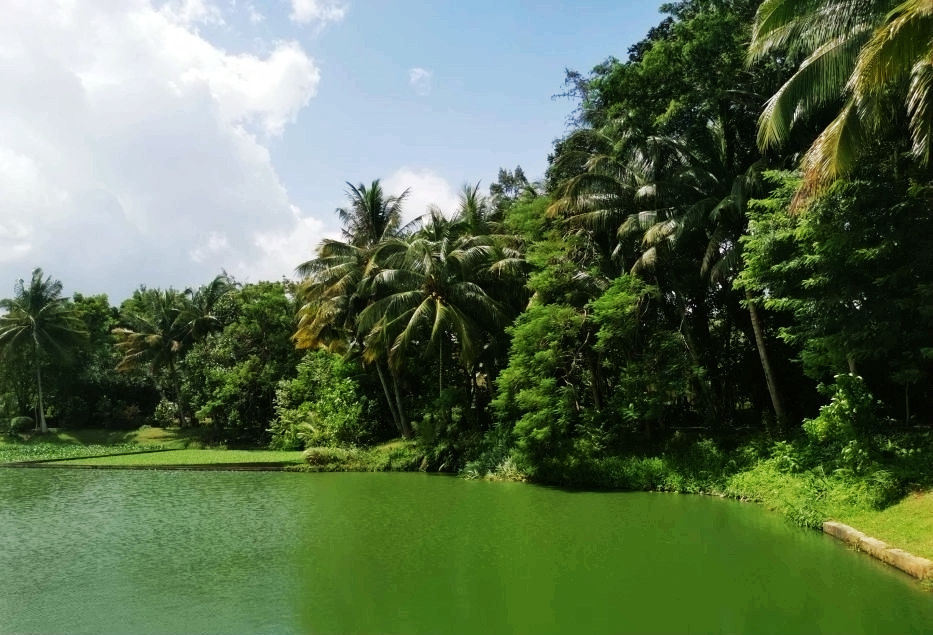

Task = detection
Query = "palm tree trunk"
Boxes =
[746,290,786,427]
[34,340,48,434]
[375,362,402,436]
[168,358,188,427]
[847,354,857,375]
[391,373,412,438]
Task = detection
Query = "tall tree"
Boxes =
[113,275,233,426]
[0,269,87,433]
[337,180,409,247]
[294,180,412,437]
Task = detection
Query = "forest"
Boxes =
[2,0,932,521]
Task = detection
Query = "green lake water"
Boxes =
[0,469,931,634]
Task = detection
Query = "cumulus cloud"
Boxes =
[289,0,346,25]
[408,67,432,96]
[0,0,327,300]
[245,2,265,23]
[159,0,225,26]
[248,206,338,282]
[383,168,458,225]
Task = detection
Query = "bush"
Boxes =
[152,399,179,428]
[803,374,880,444]
[803,374,884,473]
[270,352,380,449]
[9,416,34,434]
[301,442,422,472]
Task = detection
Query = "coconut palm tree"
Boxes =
[357,230,507,398]
[113,275,233,427]
[552,114,789,424]
[179,272,236,344]
[337,180,409,247]
[750,0,933,200]
[294,180,413,436]
[0,268,87,433]
[113,289,191,426]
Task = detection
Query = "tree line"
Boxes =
[2,0,931,484]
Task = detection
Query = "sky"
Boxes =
[0,0,667,302]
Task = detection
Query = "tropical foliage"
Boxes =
[1,1,930,509]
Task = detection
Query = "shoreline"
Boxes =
[823,520,933,581]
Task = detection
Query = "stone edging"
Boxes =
[823,520,933,580]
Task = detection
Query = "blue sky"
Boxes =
[274,1,668,220]
[0,0,667,300]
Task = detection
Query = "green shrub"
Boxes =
[803,374,884,474]
[270,352,380,449]
[770,440,803,473]
[152,399,179,428]
[9,416,34,434]
[301,442,422,472]
[803,374,880,444]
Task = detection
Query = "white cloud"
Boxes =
[245,2,265,23]
[383,168,458,225]
[408,67,432,96]
[159,0,225,26]
[0,0,323,300]
[190,231,231,263]
[247,205,337,282]
[289,0,346,25]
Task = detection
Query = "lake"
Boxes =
[1,469,931,634]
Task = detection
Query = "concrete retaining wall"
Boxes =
[823,520,933,580]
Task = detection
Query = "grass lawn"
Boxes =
[0,436,151,464]
[58,449,305,467]
[837,490,933,561]
[0,427,278,465]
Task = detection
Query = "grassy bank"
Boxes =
[2,426,231,465]
[57,449,304,467]
[469,432,933,563]
[1,428,412,471]
[836,491,933,561]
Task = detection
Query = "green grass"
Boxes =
[0,442,148,464]
[57,449,305,467]
[838,491,933,561]
[0,427,271,465]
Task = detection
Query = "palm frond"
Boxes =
[757,30,871,150]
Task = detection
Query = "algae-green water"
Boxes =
[1,470,931,634]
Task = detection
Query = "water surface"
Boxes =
[0,469,930,634]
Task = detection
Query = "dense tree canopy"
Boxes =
[1,0,930,496]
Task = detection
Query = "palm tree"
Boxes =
[357,230,507,399]
[0,268,87,433]
[337,180,409,247]
[294,179,413,437]
[113,275,233,426]
[179,272,236,344]
[750,0,933,201]
[113,289,191,426]
[552,114,789,424]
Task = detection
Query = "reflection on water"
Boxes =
[0,469,930,634]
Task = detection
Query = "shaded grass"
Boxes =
[0,442,149,464]
[1,427,253,465]
[57,449,304,466]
